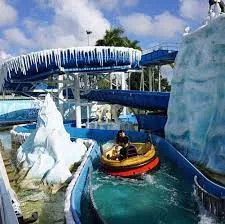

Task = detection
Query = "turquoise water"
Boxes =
[92,156,222,224]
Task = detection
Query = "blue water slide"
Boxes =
[81,90,170,110]
[0,47,141,91]
[136,114,167,135]
[140,44,178,66]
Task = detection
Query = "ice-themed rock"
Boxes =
[165,15,225,175]
[16,94,87,186]
[214,1,222,16]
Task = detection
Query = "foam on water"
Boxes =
[197,203,219,224]
[92,160,200,224]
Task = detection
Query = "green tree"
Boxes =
[97,78,110,89]
[129,67,171,92]
[96,27,141,50]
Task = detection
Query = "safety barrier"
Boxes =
[194,176,225,217]
[151,134,225,217]
[142,43,180,55]
[64,141,102,224]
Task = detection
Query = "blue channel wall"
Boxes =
[151,134,225,198]
[66,128,225,223]
[0,99,39,124]
[70,143,101,224]
[0,99,91,125]
[13,124,225,199]
[12,124,225,221]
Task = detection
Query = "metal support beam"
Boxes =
[116,75,119,90]
[121,72,127,115]
[74,73,81,128]
[158,66,161,92]
[121,72,126,91]
[128,72,131,90]
[148,67,153,91]
[140,69,144,91]
[152,67,155,91]
[58,75,64,115]
[110,72,113,89]
[83,74,88,93]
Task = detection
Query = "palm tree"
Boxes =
[123,37,141,50]
[96,27,141,50]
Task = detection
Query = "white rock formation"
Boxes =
[165,14,225,175]
[16,94,87,185]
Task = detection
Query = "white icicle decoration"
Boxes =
[0,46,141,90]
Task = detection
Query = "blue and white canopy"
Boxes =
[0,46,141,90]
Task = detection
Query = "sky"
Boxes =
[0,0,209,77]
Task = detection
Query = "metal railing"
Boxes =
[142,43,180,55]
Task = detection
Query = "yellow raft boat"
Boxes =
[100,142,160,177]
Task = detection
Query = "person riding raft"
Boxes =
[116,130,137,160]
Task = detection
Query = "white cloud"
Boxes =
[0,0,17,26]
[94,0,138,11]
[96,0,119,11]
[3,28,33,47]
[26,0,110,49]
[118,12,186,39]
[124,0,139,7]
[179,0,208,20]
[0,38,9,51]
[0,50,12,65]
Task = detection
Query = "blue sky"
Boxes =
[0,0,208,60]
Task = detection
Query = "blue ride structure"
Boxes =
[81,89,169,111]
[140,43,178,66]
[0,46,141,91]
[2,39,225,222]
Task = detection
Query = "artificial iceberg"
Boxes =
[16,94,88,187]
[165,14,225,175]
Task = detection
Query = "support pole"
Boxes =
[110,72,113,89]
[84,73,88,93]
[58,75,64,115]
[158,66,161,92]
[148,67,153,91]
[74,73,81,128]
[95,76,98,89]
[140,69,144,91]
[121,72,126,91]
[121,72,127,115]
[65,74,69,100]
[128,72,131,90]
[142,70,145,91]
[152,67,155,91]
[86,103,90,128]
[116,74,119,90]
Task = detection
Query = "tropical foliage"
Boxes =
[129,67,171,92]
[96,27,141,50]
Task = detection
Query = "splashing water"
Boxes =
[91,156,224,224]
